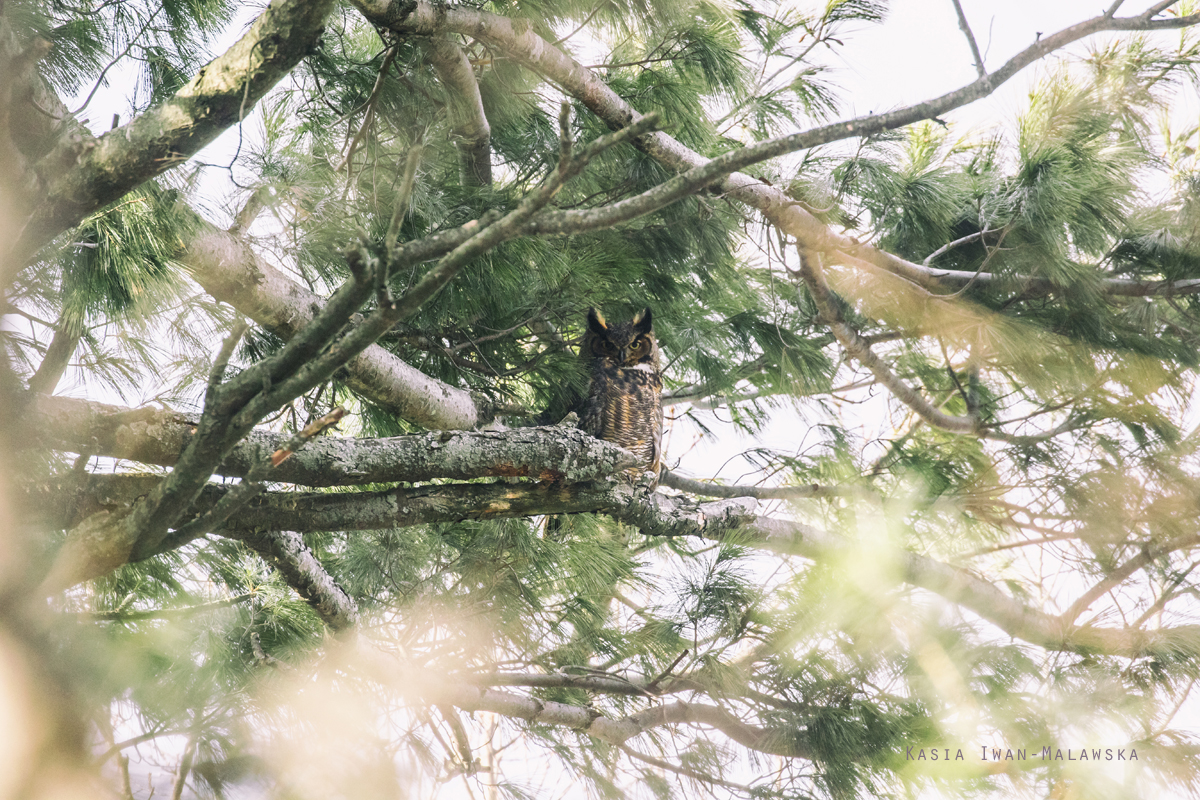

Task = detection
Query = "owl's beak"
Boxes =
[618,347,629,364]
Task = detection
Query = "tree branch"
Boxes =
[438,684,814,759]
[1062,534,1200,625]
[355,0,1200,301]
[233,529,358,634]
[420,37,492,187]
[950,0,987,78]
[26,394,640,487]
[659,470,856,500]
[79,592,255,622]
[178,215,489,430]
[26,316,81,395]
[16,0,336,266]
[795,249,980,434]
[35,472,1200,658]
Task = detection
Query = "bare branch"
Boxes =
[617,743,750,792]
[1062,535,1200,625]
[337,45,401,178]
[795,249,980,434]
[950,0,987,77]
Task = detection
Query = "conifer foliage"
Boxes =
[5,1,1200,798]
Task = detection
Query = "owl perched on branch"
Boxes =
[580,307,663,489]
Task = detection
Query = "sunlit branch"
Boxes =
[357,0,1200,300]
[440,684,816,759]
[15,0,336,267]
[796,249,981,434]
[421,37,492,187]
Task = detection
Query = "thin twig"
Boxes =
[337,45,401,175]
[644,650,689,693]
[949,0,987,77]
[72,6,164,116]
[660,470,860,500]
[80,592,256,622]
[616,742,751,792]
[386,145,424,260]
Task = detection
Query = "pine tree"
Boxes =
[3,1,1200,798]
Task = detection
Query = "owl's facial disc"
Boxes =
[623,336,650,365]
[592,339,617,360]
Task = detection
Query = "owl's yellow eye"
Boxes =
[630,338,648,355]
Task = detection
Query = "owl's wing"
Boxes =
[579,382,607,438]
[649,384,663,487]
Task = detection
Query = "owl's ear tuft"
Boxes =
[587,307,608,335]
[632,307,653,334]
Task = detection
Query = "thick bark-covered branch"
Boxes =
[28,394,638,486]
[182,220,488,431]
[420,37,492,187]
[437,684,813,759]
[234,530,358,634]
[356,0,1200,300]
[15,0,335,265]
[33,469,1200,658]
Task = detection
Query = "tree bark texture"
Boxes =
[13,0,335,266]
[24,463,1200,660]
[180,224,489,430]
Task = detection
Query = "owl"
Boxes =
[580,307,663,489]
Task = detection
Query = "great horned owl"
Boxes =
[580,307,663,489]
